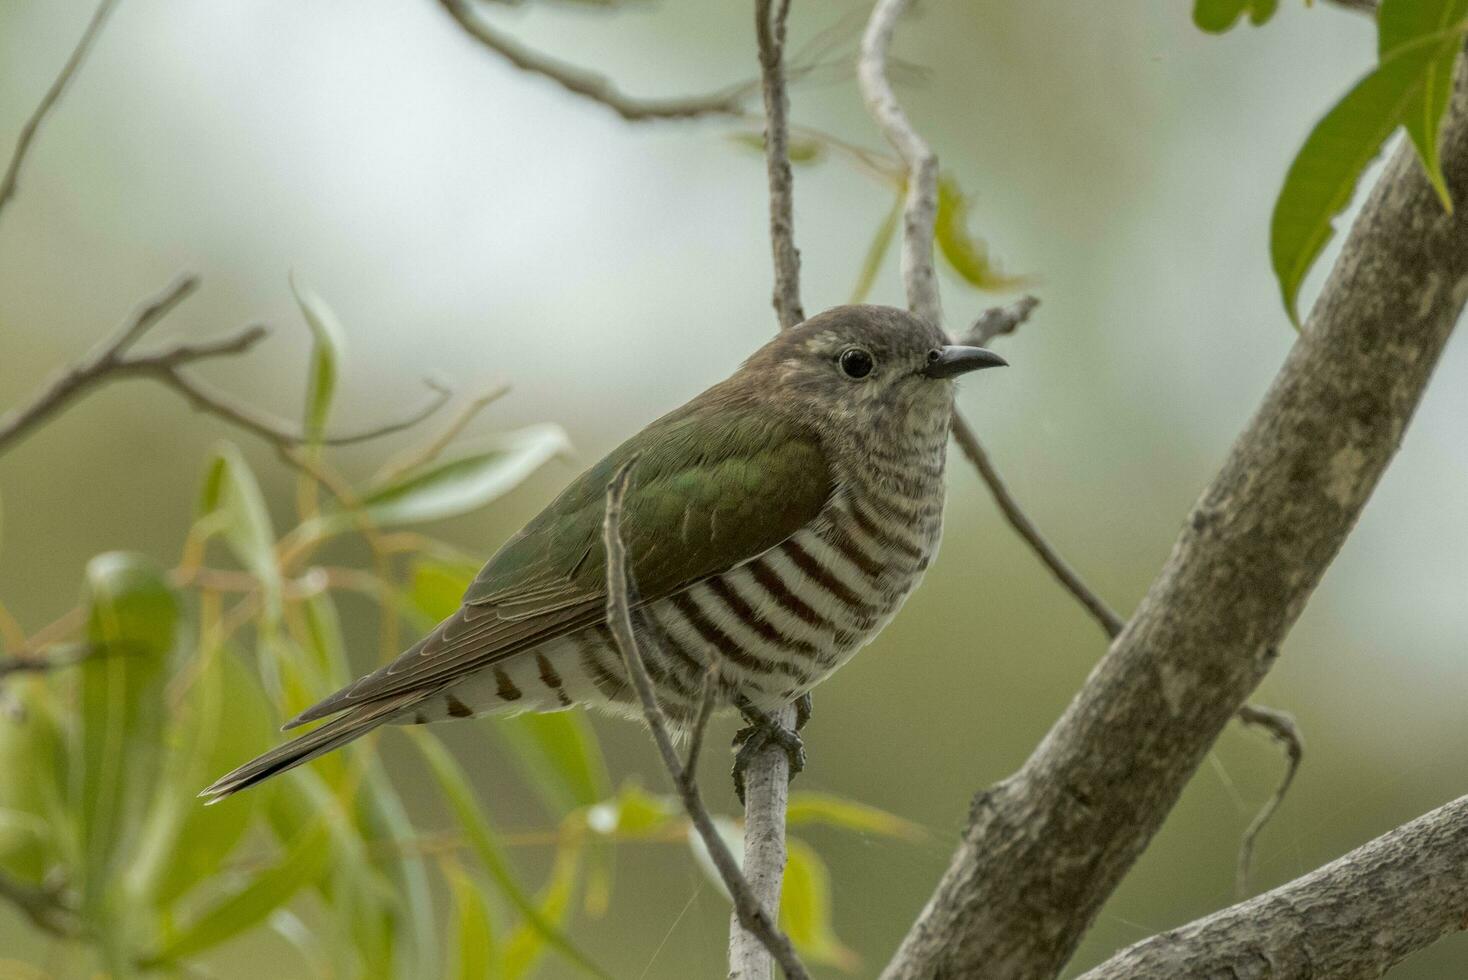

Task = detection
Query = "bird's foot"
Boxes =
[731,697,809,807]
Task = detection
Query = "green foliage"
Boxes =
[1192,0,1278,33]
[727,131,826,164]
[327,424,569,531]
[290,273,345,444]
[1192,0,1468,325]
[781,838,858,971]
[442,858,497,980]
[935,175,1033,292]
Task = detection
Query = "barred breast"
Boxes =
[412,453,948,727]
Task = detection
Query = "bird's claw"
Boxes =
[730,697,809,806]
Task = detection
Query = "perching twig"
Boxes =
[0,275,451,457]
[1233,701,1304,898]
[858,0,940,326]
[601,460,811,980]
[756,0,805,330]
[436,0,752,122]
[0,0,121,226]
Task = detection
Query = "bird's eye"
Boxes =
[838,347,874,379]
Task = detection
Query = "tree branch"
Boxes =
[881,53,1468,980]
[0,275,451,457]
[600,460,810,980]
[1077,793,1468,980]
[0,0,120,227]
[435,0,752,122]
[756,0,804,330]
[858,0,940,326]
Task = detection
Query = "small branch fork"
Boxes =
[0,275,451,458]
[601,461,811,980]
[435,0,751,122]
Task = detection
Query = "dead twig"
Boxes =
[601,459,810,980]
[0,275,451,457]
[1234,701,1304,898]
[436,0,752,122]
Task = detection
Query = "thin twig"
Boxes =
[601,460,810,980]
[858,0,940,325]
[950,412,1127,639]
[756,0,805,330]
[0,275,451,456]
[436,0,752,122]
[0,0,121,225]
[1234,702,1304,899]
[375,383,509,483]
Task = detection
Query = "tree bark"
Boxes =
[882,63,1468,980]
[1077,794,1468,980]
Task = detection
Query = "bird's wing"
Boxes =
[285,400,832,728]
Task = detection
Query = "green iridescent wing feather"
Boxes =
[286,399,832,727]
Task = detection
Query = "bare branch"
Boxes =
[960,294,1040,348]
[951,411,1126,639]
[0,276,451,457]
[882,57,1468,980]
[601,460,810,980]
[728,701,797,980]
[435,0,751,122]
[858,0,940,325]
[0,0,120,226]
[375,383,508,482]
[756,0,805,330]
[1078,793,1468,980]
[1233,701,1303,899]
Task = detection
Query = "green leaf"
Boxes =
[138,649,276,909]
[781,838,858,971]
[199,443,281,614]
[1192,0,1278,33]
[850,189,903,304]
[935,175,1032,292]
[504,840,581,980]
[329,425,568,531]
[356,758,439,979]
[583,781,679,839]
[726,131,825,165]
[0,679,70,883]
[411,729,608,979]
[442,858,497,980]
[1379,0,1468,209]
[786,792,927,841]
[1271,31,1459,326]
[74,553,177,956]
[143,818,331,964]
[494,712,611,817]
[289,274,346,444]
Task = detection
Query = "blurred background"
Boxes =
[3,0,1467,976]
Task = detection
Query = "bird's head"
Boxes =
[740,305,1005,441]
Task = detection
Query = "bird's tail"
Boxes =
[199,692,424,803]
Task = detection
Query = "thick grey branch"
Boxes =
[1077,793,1468,980]
[436,0,751,122]
[0,0,120,226]
[600,462,810,980]
[0,276,451,457]
[882,57,1468,980]
[756,0,804,330]
[858,0,940,326]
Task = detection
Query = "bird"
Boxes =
[201,304,1005,802]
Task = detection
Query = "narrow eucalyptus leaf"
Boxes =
[781,838,859,970]
[1379,0,1468,209]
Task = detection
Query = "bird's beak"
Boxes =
[921,345,1008,379]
